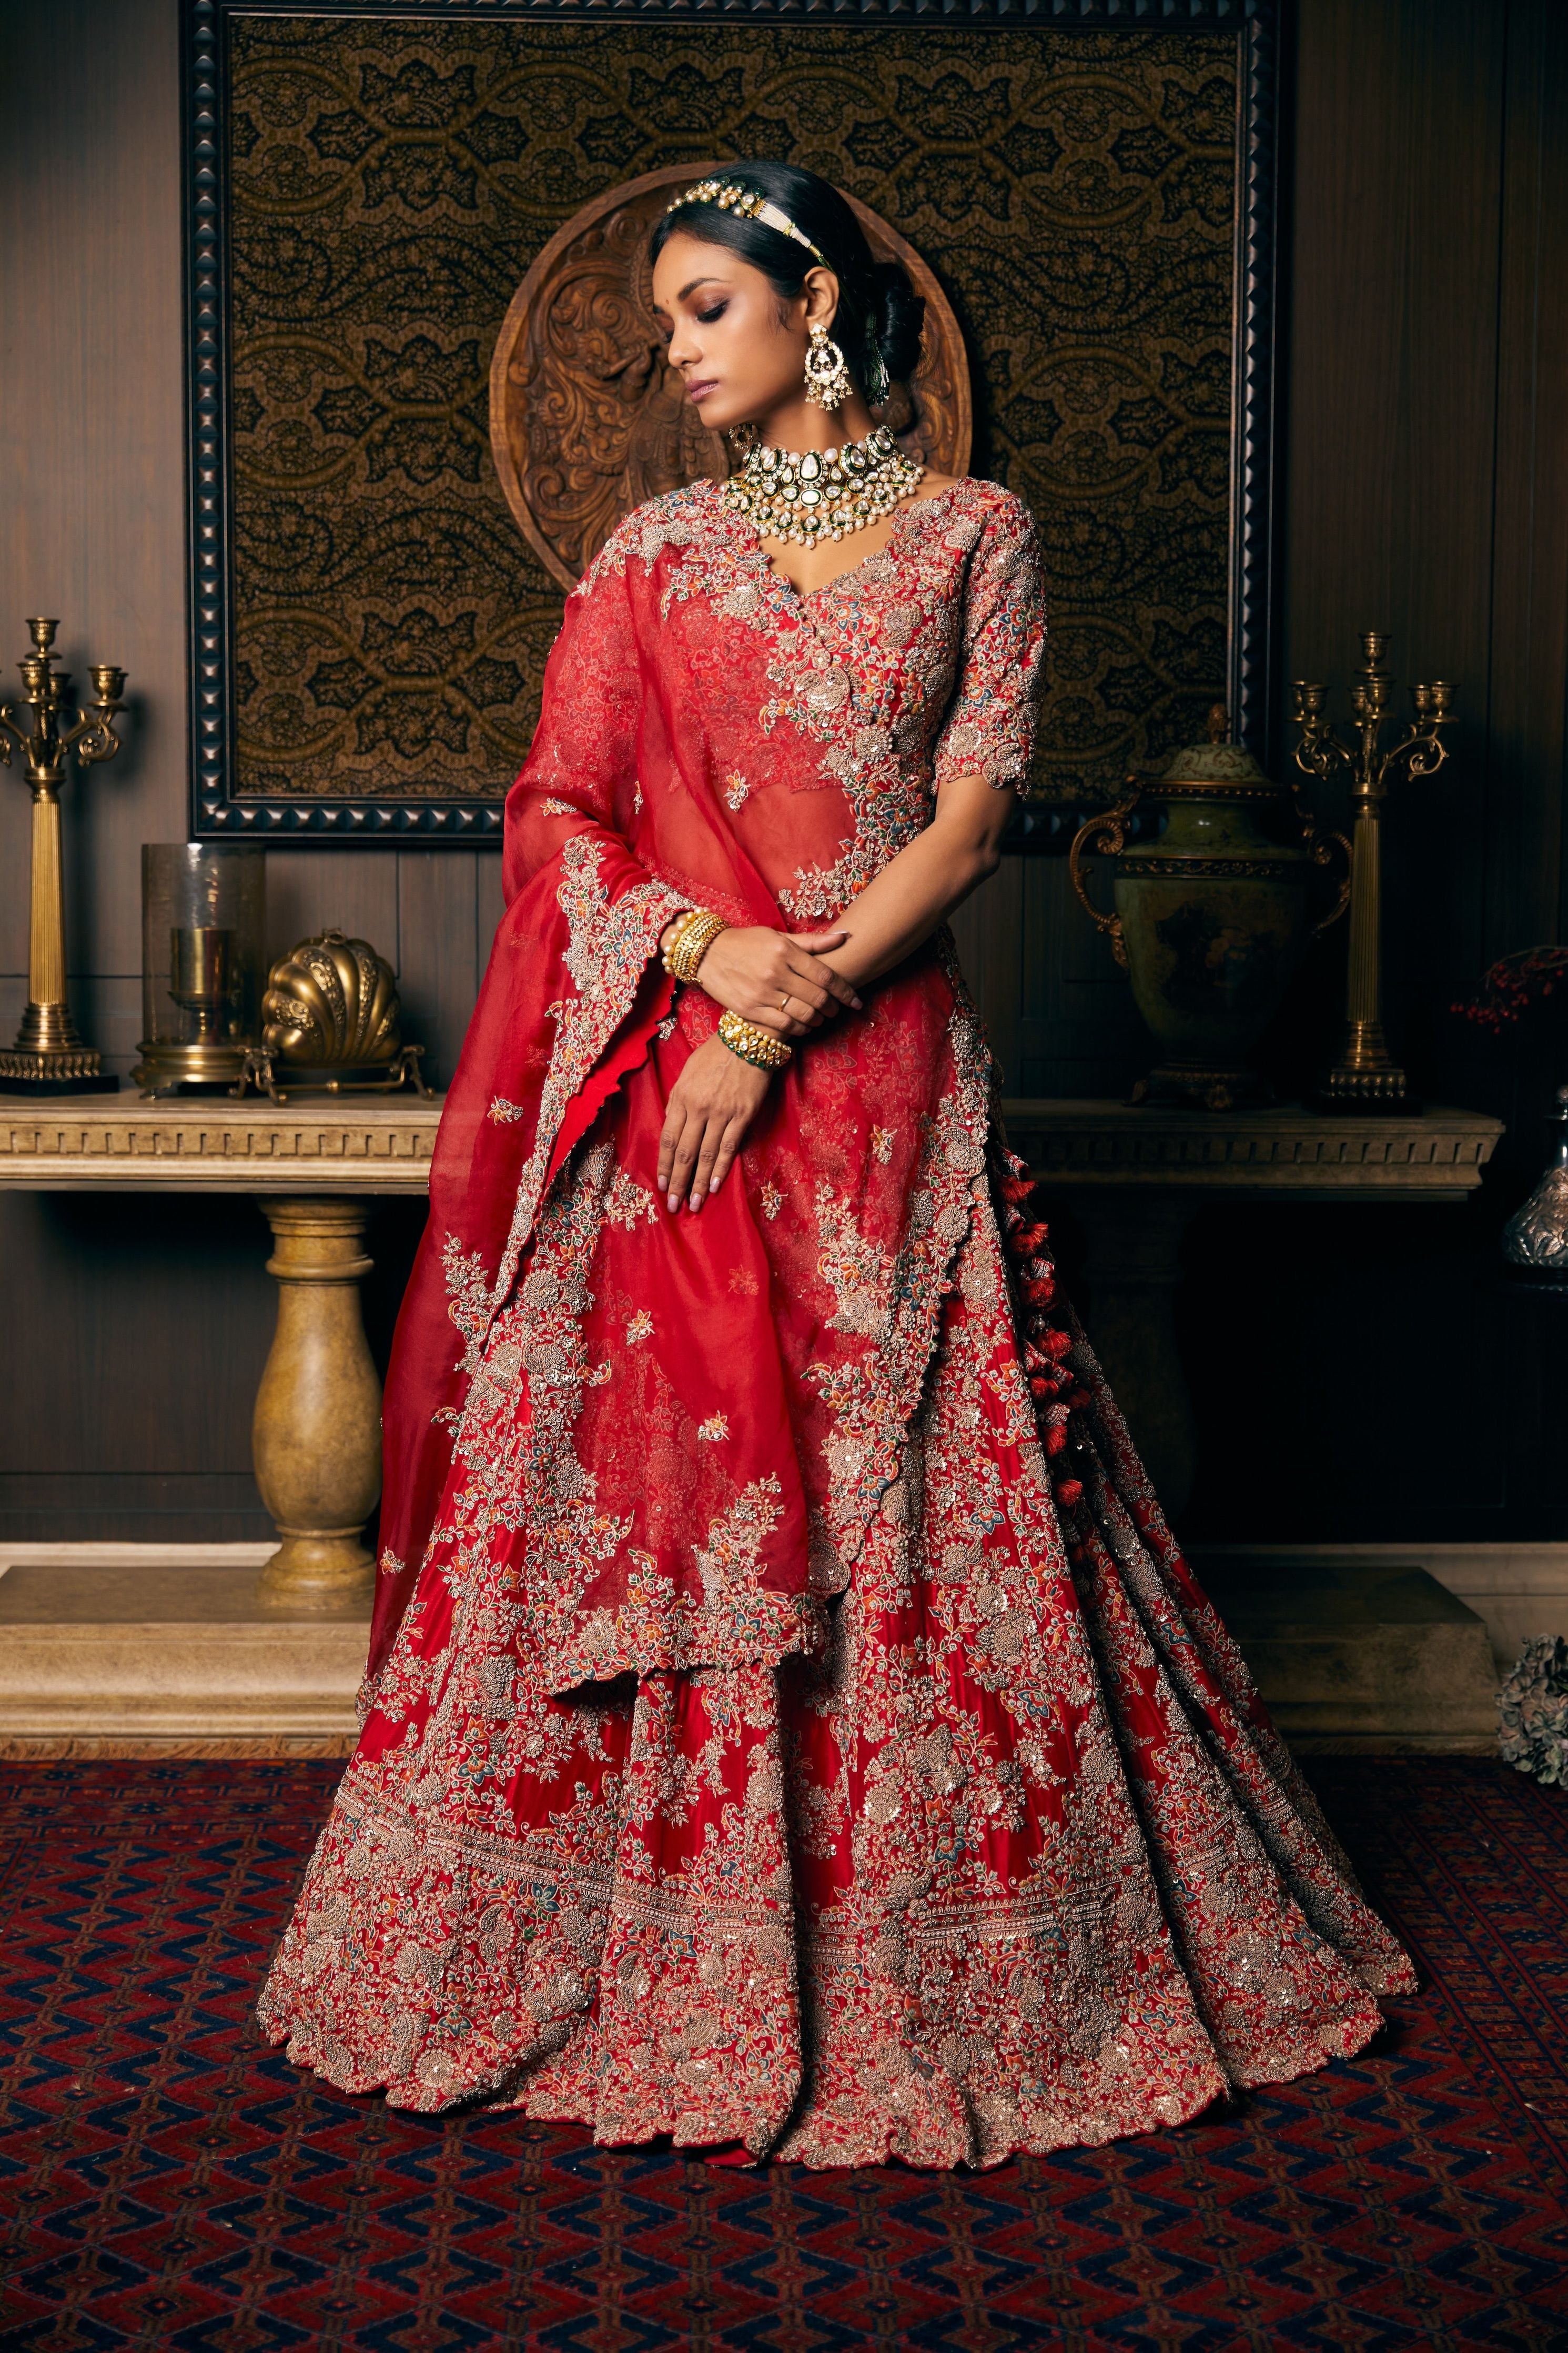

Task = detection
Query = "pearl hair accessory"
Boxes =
[666,179,828,267]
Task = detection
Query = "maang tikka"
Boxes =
[804,322,853,413]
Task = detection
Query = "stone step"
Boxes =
[1196,1559,1500,1754]
[0,1548,366,1756]
[0,1549,1504,1758]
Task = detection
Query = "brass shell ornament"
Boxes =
[245,930,428,1101]
[262,930,401,1067]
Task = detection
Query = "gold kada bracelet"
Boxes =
[662,907,727,983]
[718,1009,792,1071]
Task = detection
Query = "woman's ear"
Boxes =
[800,266,841,335]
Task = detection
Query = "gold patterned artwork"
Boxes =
[227,19,1238,808]
[489,165,971,592]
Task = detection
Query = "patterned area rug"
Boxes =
[3,1758,1566,2348]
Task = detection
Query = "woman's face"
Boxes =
[651,229,836,435]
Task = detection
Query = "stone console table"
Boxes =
[0,1094,1504,1756]
[0,1095,1502,1582]
[0,1098,444,1611]
[1002,1101,1503,1511]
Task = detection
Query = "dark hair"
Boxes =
[650,161,925,400]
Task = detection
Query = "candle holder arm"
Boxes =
[59,672,127,768]
[1379,726,1452,790]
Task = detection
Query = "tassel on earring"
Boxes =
[804,323,853,413]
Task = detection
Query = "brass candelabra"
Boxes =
[0,618,127,1094]
[1290,632,1454,1108]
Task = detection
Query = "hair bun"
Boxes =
[868,259,925,387]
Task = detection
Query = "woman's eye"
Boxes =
[696,303,728,325]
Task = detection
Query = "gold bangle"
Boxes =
[718,1008,793,1071]
[662,907,727,983]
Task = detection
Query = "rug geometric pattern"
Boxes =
[4,1758,1567,2348]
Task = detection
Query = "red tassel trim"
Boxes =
[1054,1478,1085,1509]
[1043,1331,1073,1361]
[1044,1425,1069,1455]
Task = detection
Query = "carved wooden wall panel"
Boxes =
[205,12,1261,832]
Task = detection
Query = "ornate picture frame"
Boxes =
[182,0,1280,844]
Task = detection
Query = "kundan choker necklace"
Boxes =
[723,425,925,549]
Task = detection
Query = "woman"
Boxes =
[260,164,1413,2168]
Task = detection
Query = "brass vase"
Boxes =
[1069,709,1349,1110]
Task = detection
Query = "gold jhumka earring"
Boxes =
[804,323,853,411]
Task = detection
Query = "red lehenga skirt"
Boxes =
[258,1129,1415,2169]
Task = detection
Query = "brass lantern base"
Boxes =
[131,1039,252,1099]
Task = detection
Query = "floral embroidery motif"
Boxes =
[724,771,750,810]
[625,1309,654,1344]
[697,1414,730,1443]
[604,1163,659,1229]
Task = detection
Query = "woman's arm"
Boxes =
[811,769,1014,991]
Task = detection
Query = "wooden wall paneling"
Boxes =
[394,849,480,1090]
[0,1188,273,1540]
[0,0,187,1063]
[1280,0,1507,1089]
[1013,861,1146,1100]
[264,849,399,973]
[1485,0,1568,969]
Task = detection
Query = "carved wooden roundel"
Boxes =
[490,163,974,592]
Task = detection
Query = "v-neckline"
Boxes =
[732,482,961,610]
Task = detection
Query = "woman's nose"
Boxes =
[667,321,701,373]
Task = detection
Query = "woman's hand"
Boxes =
[657,1035,773,1213]
[680,924,863,1038]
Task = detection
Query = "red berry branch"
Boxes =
[1454,946,1568,1031]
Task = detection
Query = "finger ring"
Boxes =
[778,991,790,1012]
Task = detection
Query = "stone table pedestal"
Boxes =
[0,1098,443,1613]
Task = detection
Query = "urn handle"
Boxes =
[1291,786,1353,936]
[1068,783,1140,971]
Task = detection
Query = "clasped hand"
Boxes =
[694,925,862,1040]
[657,925,861,1214]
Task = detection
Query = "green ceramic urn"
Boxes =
[1069,711,1348,1110]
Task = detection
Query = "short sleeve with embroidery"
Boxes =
[931,492,1047,793]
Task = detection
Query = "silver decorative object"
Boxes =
[1499,1636,1568,1784]
[1502,1085,1568,1279]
